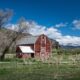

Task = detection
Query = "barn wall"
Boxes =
[34,34,52,60]
[16,45,34,58]
[22,54,31,58]
[35,36,41,58]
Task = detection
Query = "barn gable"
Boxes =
[34,34,52,60]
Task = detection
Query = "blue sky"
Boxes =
[0,0,80,46]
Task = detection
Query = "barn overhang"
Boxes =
[19,46,34,54]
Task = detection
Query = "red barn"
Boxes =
[16,34,52,60]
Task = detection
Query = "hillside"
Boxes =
[61,45,80,49]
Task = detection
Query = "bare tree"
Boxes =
[0,17,30,61]
[18,17,30,33]
[0,9,13,60]
[0,9,13,28]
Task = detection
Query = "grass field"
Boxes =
[0,50,80,80]
[0,58,80,80]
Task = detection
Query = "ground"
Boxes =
[0,48,80,80]
[0,53,80,80]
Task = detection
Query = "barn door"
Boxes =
[40,35,46,60]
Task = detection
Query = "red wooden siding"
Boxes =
[34,34,52,59]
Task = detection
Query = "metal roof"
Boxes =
[19,46,34,53]
[16,35,38,45]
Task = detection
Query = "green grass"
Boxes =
[0,51,80,80]
[0,61,80,80]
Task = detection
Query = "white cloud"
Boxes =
[72,20,80,29]
[55,23,67,28]
[6,21,80,46]
[56,36,80,46]
[29,22,80,46]
[6,24,19,31]
[29,22,62,39]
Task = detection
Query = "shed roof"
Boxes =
[19,46,34,53]
[16,35,38,45]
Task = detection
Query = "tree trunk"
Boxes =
[0,34,18,61]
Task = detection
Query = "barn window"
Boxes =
[42,36,44,39]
